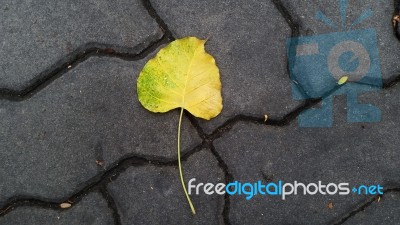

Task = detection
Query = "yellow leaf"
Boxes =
[136,37,223,215]
[338,76,348,85]
[137,36,223,120]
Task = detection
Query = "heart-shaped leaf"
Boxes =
[137,36,223,119]
[137,37,223,215]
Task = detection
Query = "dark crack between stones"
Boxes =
[99,186,122,225]
[140,0,174,42]
[330,186,400,225]
[209,144,234,225]
[0,0,176,222]
[0,37,172,101]
[0,0,174,101]
[394,0,400,40]
[271,0,312,98]
[0,143,204,217]
[0,0,400,224]
[271,0,300,37]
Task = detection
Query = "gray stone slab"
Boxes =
[343,192,400,225]
[0,56,201,205]
[282,0,400,80]
[151,0,302,133]
[213,83,400,224]
[0,0,162,90]
[108,150,224,225]
[0,192,114,225]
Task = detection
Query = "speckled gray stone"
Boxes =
[214,82,400,224]
[343,192,400,225]
[151,0,302,133]
[108,150,224,225]
[0,193,114,225]
[0,56,201,205]
[1,0,399,224]
[282,0,400,80]
[0,0,162,90]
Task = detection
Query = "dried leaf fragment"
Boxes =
[338,76,348,85]
[96,160,104,166]
[393,15,400,28]
[60,203,71,209]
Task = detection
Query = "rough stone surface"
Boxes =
[0,193,114,225]
[108,150,224,225]
[1,0,400,224]
[282,0,400,80]
[343,192,400,225]
[0,0,162,90]
[0,56,201,205]
[213,83,400,224]
[151,0,302,133]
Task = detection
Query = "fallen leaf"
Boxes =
[338,76,348,85]
[137,36,222,120]
[137,37,223,215]
[327,202,334,209]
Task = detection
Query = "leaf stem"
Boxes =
[177,107,196,215]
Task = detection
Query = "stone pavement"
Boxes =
[0,0,399,224]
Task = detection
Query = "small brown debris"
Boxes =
[104,48,115,54]
[377,196,381,203]
[96,160,104,166]
[327,202,334,209]
[0,205,13,214]
[393,15,400,28]
[60,203,71,209]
